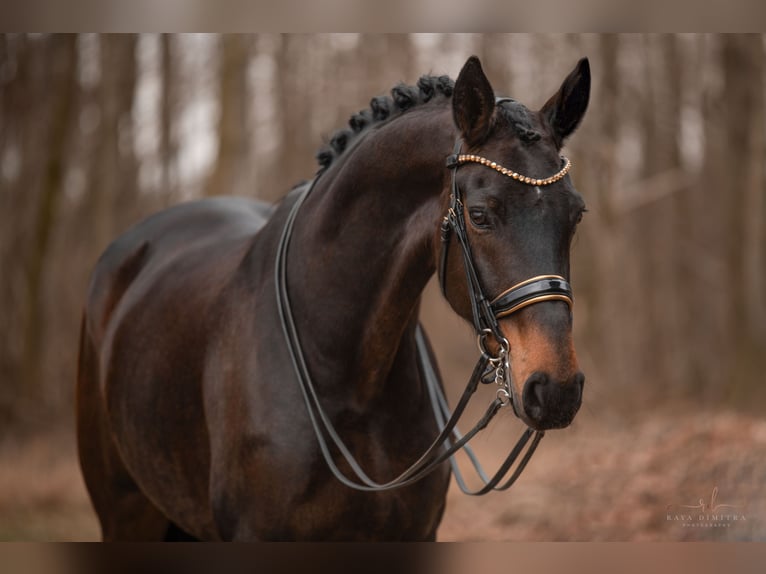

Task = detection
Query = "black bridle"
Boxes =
[438,136,575,344]
[275,107,575,494]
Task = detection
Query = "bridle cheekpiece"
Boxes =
[439,138,575,341]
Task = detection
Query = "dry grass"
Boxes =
[439,403,766,541]
[0,430,99,541]
[1,403,764,541]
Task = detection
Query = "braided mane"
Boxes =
[315,74,543,170]
[315,75,455,170]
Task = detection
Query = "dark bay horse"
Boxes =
[77,56,591,541]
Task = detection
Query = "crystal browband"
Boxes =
[456,154,571,186]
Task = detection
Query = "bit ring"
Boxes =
[477,328,509,359]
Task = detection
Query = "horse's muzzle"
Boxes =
[519,370,584,430]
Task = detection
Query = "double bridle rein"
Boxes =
[275,103,575,495]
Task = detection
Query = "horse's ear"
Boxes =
[453,56,495,146]
[540,58,590,147]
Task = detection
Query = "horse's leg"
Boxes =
[76,315,171,541]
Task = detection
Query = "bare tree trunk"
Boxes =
[722,36,750,331]
[114,36,139,220]
[373,34,414,83]
[380,34,414,82]
[274,34,314,195]
[477,34,513,96]
[20,34,78,405]
[86,34,138,249]
[634,36,662,386]
[692,35,729,394]
[160,33,178,199]
[647,34,685,387]
[741,36,765,344]
[353,34,415,115]
[590,34,625,389]
[205,34,251,197]
[0,34,45,421]
[721,34,766,401]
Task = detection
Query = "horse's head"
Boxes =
[440,56,590,431]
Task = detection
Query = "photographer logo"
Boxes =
[666,486,746,528]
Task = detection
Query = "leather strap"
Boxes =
[274,102,550,493]
[275,178,535,492]
[440,139,504,341]
[491,275,573,318]
[418,327,544,495]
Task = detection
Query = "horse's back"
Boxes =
[78,195,274,540]
[85,196,273,341]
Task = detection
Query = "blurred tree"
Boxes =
[1,35,50,421]
[721,34,766,401]
[2,33,766,427]
[19,35,77,408]
[84,34,138,250]
[273,34,315,195]
[477,34,513,96]
[206,34,252,197]
[639,34,684,386]
[579,34,625,390]
[160,34,179,198]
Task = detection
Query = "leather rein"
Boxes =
[275,104,574,494]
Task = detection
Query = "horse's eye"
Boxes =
[575,208,588,224]
[469,208,490,228]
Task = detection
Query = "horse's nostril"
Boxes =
[571,372,585,401]
[522,372,549,423]
[521,371,584,430]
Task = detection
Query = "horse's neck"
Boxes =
[287,107,454,407]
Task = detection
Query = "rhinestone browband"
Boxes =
[456,154,571,186]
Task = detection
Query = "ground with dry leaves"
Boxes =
[1,398,763,541]
[439,401,765,541]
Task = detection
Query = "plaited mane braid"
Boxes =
[316,75,454,170]
[315,75,546,170]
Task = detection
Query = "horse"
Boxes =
[76,55,591,541]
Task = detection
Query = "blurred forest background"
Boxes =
[1,34,765,541]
